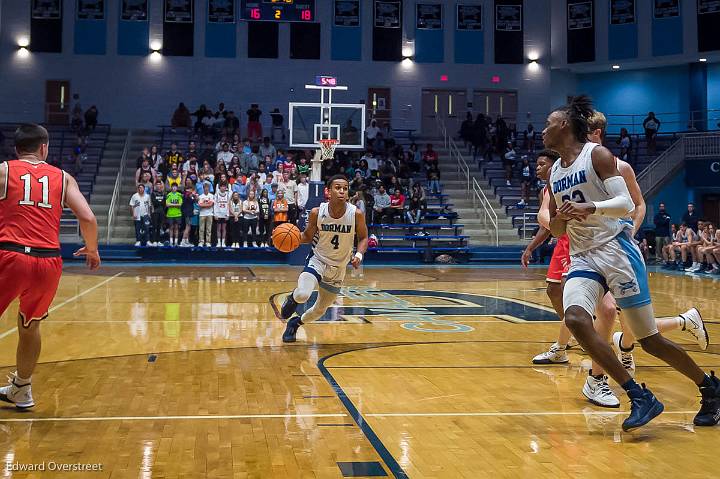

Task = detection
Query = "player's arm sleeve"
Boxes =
[618,160,646,231]
[592,176,635,218]
[300,208,319,244]
[355,209,369,254]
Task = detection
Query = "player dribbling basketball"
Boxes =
[279,174,368,343]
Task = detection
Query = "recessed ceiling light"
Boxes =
[699,58,707,62]
[612,65,620,70]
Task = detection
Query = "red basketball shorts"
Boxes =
[0,251,63,327]
[546,234,570,283]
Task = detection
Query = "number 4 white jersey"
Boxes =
[312,202,357,267]
[549,142,630,255]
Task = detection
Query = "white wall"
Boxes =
[0,0,554,131]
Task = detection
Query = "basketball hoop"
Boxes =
[318,139,340,160]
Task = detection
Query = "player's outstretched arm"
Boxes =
[64,173,100,270]
[299,208,319,244]
[351,209,369,269]
[522,227,551,267]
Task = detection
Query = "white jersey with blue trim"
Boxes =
[312,202,357,267]
[550,142,631,255]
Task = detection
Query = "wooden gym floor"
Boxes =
[0,264,718,478]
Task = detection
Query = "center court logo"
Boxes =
[271,286,558,333]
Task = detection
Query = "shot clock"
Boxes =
[241,0,315,22]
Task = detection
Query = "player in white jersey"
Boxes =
[280,175,369,343]
[543,95,720,431]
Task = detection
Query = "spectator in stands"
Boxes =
[171,102,192,130]
[149,180,166,247]
[242,189,259,247]
[459,113,474,153]
[682,203,699,232]
[71,102,84,132]
[350,188,366,216]
[217,143,233,169]
[278,171,298,224]
[130,184,151,247]
[297,174,309,218]
[518,157,533,208]
[182,155,199,180]
[503,142,518,187]
[84,105,99,131]
[372,185,391,224]
[258,188,272,247]
[136,157,157,185]
[136,147,150,169]
[524,123,537,153]
[341,120,360,145]
[165,183,183,247]
[246,104,262,142]
[217,102,227,119]
[664,223,696,270]
[165,143,183,170]
[232,175,248,200]
[72,135,87,175]
[272,190,289,228]
[256,162,268,183]
[643,112,661,155]
[259,137,276,161]
[181,180,198,247]
[166,166,182,191]
[386,188,405,224]
[296,157,310,177]
[618,128,631,162]
[653,202,672,262]
[495,116,508,154]
[427,163,441,194]
[406,183,426,224]
[350,171,365,192]
[201,161,215,185]
[270,108,285,142]
[192,104,210,131]
[366,119,380,145]
[229,192,243,248]
[186,140,198,158]
[197,183,214,247]
[362,151,379,174]
[149,145,164,175]
[140,171,153,194]
[422,144,438,170]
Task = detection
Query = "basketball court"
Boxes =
[0,264,716,478]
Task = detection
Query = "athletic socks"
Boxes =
[13,374,30,387]
[621,379,642,393]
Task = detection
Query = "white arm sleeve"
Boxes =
[592,176,635,218]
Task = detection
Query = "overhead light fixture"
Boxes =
[150,51,162,62]
[699,58,707,62]
[612,65,620,70]
[150,40,162,52]
[401,57,414,68]
[17,37,30,48]
[528,60,539,72]
[528,51,539,61]
[17,47,30,59]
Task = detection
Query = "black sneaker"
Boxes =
[282,316,304,343]
[280,293,299,319]
[694,371,720,426]
[622,384,664,432]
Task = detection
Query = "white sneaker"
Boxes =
[582,374,620,408]
[680,308,708,350]
[532,343,569,364]
[0,375,34,409]
[134,241,141,247]
[612,332,636,377]
[567,336,583,350]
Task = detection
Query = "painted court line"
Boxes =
[0,272,124,341]
[0,413,348,423]
[365,410,698,418]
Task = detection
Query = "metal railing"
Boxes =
[684,133,720,158]
[106,130,132,245]
[438,117,499,245]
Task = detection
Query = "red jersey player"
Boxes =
[0,123,100,409]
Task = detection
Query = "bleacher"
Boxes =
[0,123,110,236]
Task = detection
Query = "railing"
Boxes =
[106,130,132,245]
[437,116,499,245]
[521,212,537,241]
[684,133,720,158]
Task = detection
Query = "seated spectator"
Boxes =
[618,128,631,162]
[350,171,365,192]
[272,190,289,227]
[171,102,192,129]
[341,120,360,145]
[247,104,263,142]
[635,228,649,263]
[350,189,366,216]
[406,183,426,224]
[664,223,696,270]
[197,183,215,247]
[270,108,285,142]
[372,185,391,224]
[365,119,380,145]
[503,142,518,186]
[422,143,439,169]
[129,184,152,247]
[387,188,405,224]
[259,137,277,160]
[258,188,272,247]
[72,135,87,175]
[84,105,99,131]
[362,151,379,174]
[524,123,537,153]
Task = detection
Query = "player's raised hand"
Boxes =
[73,246,101,270]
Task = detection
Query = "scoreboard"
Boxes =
[241,0,315,22]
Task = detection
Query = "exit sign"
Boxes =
[491,75,501,84]
[315,75,338,87]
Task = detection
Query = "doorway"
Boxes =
[472,90,518,126]
[421,89,467,137]
[368,87,391,128]
[701,194,720,226]
[45,80,71,125]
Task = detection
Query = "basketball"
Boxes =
[272,223,301,253]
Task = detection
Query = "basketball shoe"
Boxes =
[280,293,299,319]
[0,373,34,409]
[532,342,568,364]
[282,316,304,343]
[694,371,720,426]
[612,332,636,377]
[622,384,664,431]
[679,308,708,350]
[582,373,620,408]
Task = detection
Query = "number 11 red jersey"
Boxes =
[0,160,65,249]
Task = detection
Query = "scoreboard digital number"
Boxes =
[241,0,315,22]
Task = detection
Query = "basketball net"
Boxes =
[318,139,339,160]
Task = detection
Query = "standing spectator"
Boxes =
[171,102,192,129]
[654,202,672,262]
[259,137,276,160]
[387,188,406,224]
[71,102,84,131]
[229,193,243,248]
[149,180,166,247]
[643,112,661,155]
[270,108,285,142]
[136,158,157,185]
[166,166,182,191]
[165,183,183,247]
[217,143,233,169]
[366,119,380,145]
[459,112,474,153]
[165,143,183,170]
[372,185,392,224]
[225,111,240,136]
[503,142,518,186]
[246,104,262,141]
[406,183,426,224]
[129,184,151,247]
[682,203,699,232]
[150,145,164,175]
[198,183,215,247]
[362,151,379,174]
[258,188,272,247]
[181,180,198,247]
[242,189,259,247]
[524,123,537,153]
[297,174,309,218]
[272,190,289,228]
[277,171,298,224]
[296,157,310,177]
[427,164,441,194]
[350,189,367,216]
[84,105,99,131]
[518,157,532,208]
[214,183,230,247]
[618,128,632,162]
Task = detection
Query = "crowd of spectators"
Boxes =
[170,102,286,143]
[656,202,719,274]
